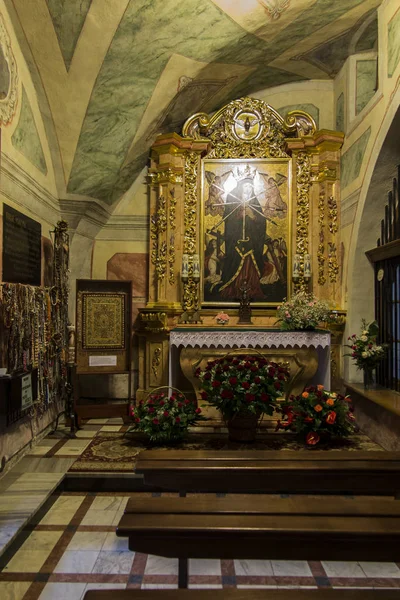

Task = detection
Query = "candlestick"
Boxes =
[193,254,200,280]
[181,254,189,280]
[304,253,312,279]
[292,254,300,279]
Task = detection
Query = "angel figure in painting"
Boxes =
[205,170,233,216]
[259,172,287,219]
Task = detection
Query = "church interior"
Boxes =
[1,0,400,598]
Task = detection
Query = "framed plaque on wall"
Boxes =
[76,280,132,374]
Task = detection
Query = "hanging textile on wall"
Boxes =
[0,220,69,416]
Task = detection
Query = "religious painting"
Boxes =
[201,158,291,307]
[82,293,126,349]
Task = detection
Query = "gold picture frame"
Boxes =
[201,158,291,307]
[82,293,126,349]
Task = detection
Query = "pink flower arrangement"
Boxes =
[215,311,230,325]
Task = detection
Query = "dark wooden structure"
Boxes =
[366,164,400,391]
[74,279,132,424]
[135,449,400,495]
[84,589,400,599]
[117,495,400,588]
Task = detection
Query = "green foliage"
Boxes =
[277,385,356,445]
[196,354,290,420]
[128,390,206,443]
[276,291,330,331]
[345,319,386,370]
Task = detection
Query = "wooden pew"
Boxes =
[134,450,400,495]
[117,495,400,588]
[84,590,400,599]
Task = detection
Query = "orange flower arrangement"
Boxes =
[277,385,356,446]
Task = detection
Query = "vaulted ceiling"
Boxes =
[7,0,381,207]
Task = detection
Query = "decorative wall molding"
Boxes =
[96,215,149,242]
[341,188,361,228]
[1,154,59,225]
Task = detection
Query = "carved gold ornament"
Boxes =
[148,169,183,185]
[182,151,200,313]
[318,188,326,286]
[328,242,339,283]
[168,188,177,285]
[0,14,18,126]
[295,151,311,288]
[183,97,315,160]
[327,195,338,234]
[140,311,168,333]
[152,347,162,378]
[150,191,167,281]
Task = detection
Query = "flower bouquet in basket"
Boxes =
[127,387,207,444]
[196,354,290,441]
[276,291,330,331]
[276,385,356,446]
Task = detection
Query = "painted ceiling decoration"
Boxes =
[11,86,47,175]
[8,0,382,205]
[0,11,18,126]
[45,0,92,71]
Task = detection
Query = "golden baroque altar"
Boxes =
[136,96,345,401]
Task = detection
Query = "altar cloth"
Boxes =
[169,328,331,390]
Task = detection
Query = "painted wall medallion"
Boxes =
[0,14,18,126]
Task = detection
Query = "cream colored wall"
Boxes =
[254,79,335,130]
[0,1,59,239]
[337,0,400,382]
[0,2,64,466]
[92,241,147,280]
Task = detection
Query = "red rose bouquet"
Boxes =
[276,385,356,445]
[196,354,290,421]
[128,387,206,444]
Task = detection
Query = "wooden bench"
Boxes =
[134,450,400,495]
[84,589,400,599]
[117,495,400,588]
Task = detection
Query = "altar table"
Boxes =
[169,328,331,411]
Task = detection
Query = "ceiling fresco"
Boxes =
[7,0,382,206]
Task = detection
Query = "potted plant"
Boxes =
[276,291,330,331]
[196,354,290,442]
[345,320,386,389]
[276,385,356,446]
[127,387,206,444]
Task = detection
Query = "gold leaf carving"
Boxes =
[328,195,338,234]
[295,151,311,288]
[328,242,339,283]
[152,347,162,378]
[318,188,326,286]
[182,151,200,312]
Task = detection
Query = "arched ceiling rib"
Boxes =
[6,0,382,207]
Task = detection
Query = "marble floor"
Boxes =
[0,418,400,599]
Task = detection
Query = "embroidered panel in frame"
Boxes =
[82,293,125,349]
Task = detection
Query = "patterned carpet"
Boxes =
[68,431,383,472]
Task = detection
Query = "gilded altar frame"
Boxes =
[201,157,292,307]
[138,96,346,399]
